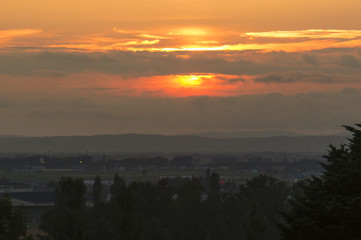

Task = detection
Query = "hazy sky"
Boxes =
[1,0,361,136]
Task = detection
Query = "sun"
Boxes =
[179,75,202,86]
[176,74,212,87]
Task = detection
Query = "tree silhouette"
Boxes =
[39,177,89,240]
[92,175,103,204]
[280,124,361,239]
[0,195,28,240]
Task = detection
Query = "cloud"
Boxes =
[254,72,340,83]
[243,29,361,39]
[338,54,361,68]
[214,75,246,84]
[0,50,266,77]
[1,48,361,81]
[0,29,41,42]
[112,28,140,34]
[118,39,160,46]
[70,87,119,91]
[1,89,361,136]
[3,28,361,53]
[137,34,171,39]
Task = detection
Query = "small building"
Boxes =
[4,192,56,224]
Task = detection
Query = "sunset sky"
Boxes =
[1,0,361,136]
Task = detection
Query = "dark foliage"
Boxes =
[92,175,103,204]
[39,177,89,240]
[0,195,28,240]
[280,124,361,240]
[40,173,291,240]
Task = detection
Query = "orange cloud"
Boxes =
[137,33,171,39]
[243,29,361,39]
[0,29,41,44]
[121,40,160,46]
[2,28,361,53]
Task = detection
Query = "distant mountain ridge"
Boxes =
[193,130,349,138]
[0,133,348,153]
[193,130,304,138]
[0,134,28,138]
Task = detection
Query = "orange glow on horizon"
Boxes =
[2,72,361,98]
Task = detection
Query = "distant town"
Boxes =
[1,151,324,195]
[0,150,325,238]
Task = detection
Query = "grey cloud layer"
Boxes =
[254,71,342,83]
[1,48,361,81]
[0,51,268,77]
[0,89,360,136]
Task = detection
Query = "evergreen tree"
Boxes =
[92,175,103,204]
[0,195,28,240]
[280,124,361,240]
[204,172,223,240]
[171,177,206,240]
[39,177,89,240]
[110,173,125,198]
[209,172,220,193]
[244,174,289,240]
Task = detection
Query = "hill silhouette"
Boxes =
[0,134,347,153]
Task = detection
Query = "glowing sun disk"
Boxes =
[176,74,212,86]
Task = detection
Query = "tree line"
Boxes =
[2,124,361,240]
[36,172,289,240]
